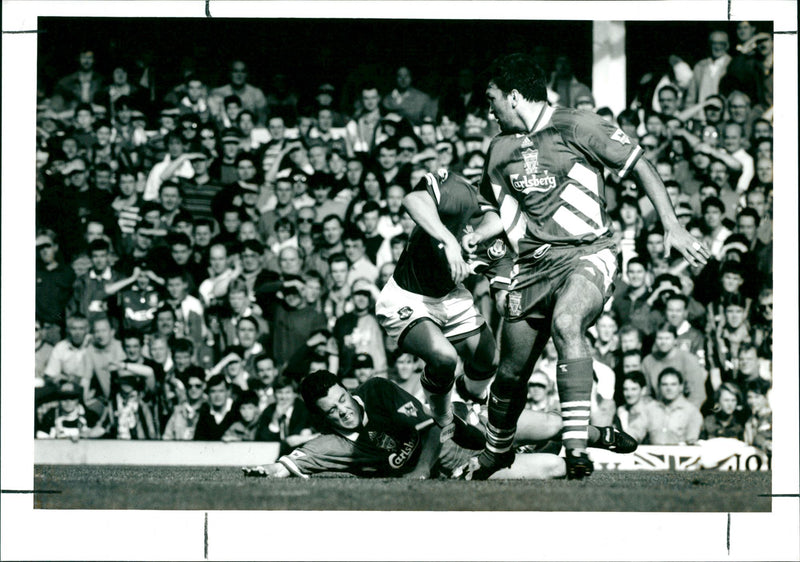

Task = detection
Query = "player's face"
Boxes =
[486,83,525,133]
[659,374,683,402]
[717,389,738,415]
[622,380,644,406]
[317,384,362,430]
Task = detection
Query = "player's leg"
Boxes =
[550,273,606,478]
[466,318,551,479]
[452,322,497,403]
[400,320,483,449]
[514,408,563,443]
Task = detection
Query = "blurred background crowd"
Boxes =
[34,19,773,457]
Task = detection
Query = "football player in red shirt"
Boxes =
[462,53,709,479]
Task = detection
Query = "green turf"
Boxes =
[33,465,771,511]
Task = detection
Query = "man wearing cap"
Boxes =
[334,277,387,378]
[36,381,106,440]
[210,60,268,126]
[142,131,195,202]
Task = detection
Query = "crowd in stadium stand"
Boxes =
[34,21,773,459]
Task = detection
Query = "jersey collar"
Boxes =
[528,104,555,135]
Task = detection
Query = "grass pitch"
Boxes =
[34,465,770,511]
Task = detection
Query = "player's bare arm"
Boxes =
[461,210,503,256]
[632,157,710,267]
[403,190,470,284]
[242,462,292,478]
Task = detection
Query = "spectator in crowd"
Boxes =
[254,375,316,455]
[36,319,55,387]
[346,83,382,154]
[548,54,592,108]
[642,323,708,410]
[161,366,206,440]
[591,313,619,371]
[81,315,127,416]
[68,239,129,323]
[143,132,195,202]
[193,374,239,440]
[389,351,424,403]
[709,292,752,385]
[163,269,206,348]
[198,243,242,307]
[307,214,344,278]
[381,66,437,126]
[333,278,387,378]
[611,257,654,338]
[644,368,703,445]
[51,48,104,112]
[721,33,773,110]
[685,30,732,106]
[107,373,157,440]
[270,274,328,368]
[615,371,652,444]
[664,293,706,364]
[209,60,267,126]
[743,378,772,455]
[222,390,262,442]
[36,381,106,439]
[37,229,76,343]
[526,370,559,414]
[700,382,745,440]
[44,314,92,387]
[323,252,351,327]
[119,331,159,401]
[343,227,379,288]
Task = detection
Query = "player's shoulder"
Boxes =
[551,106,605,132]
[356,376,397,397]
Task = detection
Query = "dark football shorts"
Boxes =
[505,241,618,323]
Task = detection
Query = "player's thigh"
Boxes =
[492,453,566,480]
[497,318,551,379]
[453,323,497,373]
[400,318,459,369]
[551,273,606,349]
[515,408,563,442]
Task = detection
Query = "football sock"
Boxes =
[484,377,528,456]
[556,357,594,453]
[421,366,455,428]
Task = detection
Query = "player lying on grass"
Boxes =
[242,370,636,480]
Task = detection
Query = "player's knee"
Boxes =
[425,346,459,373]
[551,313,583,345]
[544,412,562,439]
[465,352,497,380]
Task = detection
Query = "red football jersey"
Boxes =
[480,106,642,259]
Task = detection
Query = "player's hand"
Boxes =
[402,468,430,480]
[461,232,481,257]
[442,240,470,284]
[664,225,710,268]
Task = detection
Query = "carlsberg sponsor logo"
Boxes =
[388,436,418,468]
[510,173,557,192]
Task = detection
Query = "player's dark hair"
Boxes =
[737,206,761,227]
[207,373,229,390]
[702,196,725,214]
[299,370,340,414]
[487,53,547,102]
[327,252,348,267]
